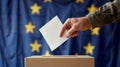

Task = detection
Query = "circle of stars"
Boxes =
[25,0,101,56]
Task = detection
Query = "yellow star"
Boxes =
[31,40,41,52]
[84,42,95,55]
[44,0,52,3]
[30,3,42,14]
[92,27,100,35]
[25,22,36,34]
[44,51,51,56]
[76,0,84,3]
[87,4,97,13]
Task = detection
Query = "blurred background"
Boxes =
[0,0,120,67]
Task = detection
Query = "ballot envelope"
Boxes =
[25,55,94,67]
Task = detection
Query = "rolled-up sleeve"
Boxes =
[87,0,120,28]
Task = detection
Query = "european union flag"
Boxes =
[0,0,120,67]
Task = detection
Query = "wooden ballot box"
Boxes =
[25,55,94,67]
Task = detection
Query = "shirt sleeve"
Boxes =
[87,0,120,28]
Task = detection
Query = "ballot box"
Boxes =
[25,55,94,67]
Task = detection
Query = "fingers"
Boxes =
[60,18,80,38]
[71,31,79,37]
[60,18,71,37]
[60,25,66,37]
[66,24,76,37]
[66,30,79,38]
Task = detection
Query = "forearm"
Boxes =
[87,0,120,28]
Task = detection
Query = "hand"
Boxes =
[60,17,91,38]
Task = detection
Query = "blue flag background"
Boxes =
[0,0,120,67]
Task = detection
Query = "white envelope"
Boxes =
[39,16,69,51]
